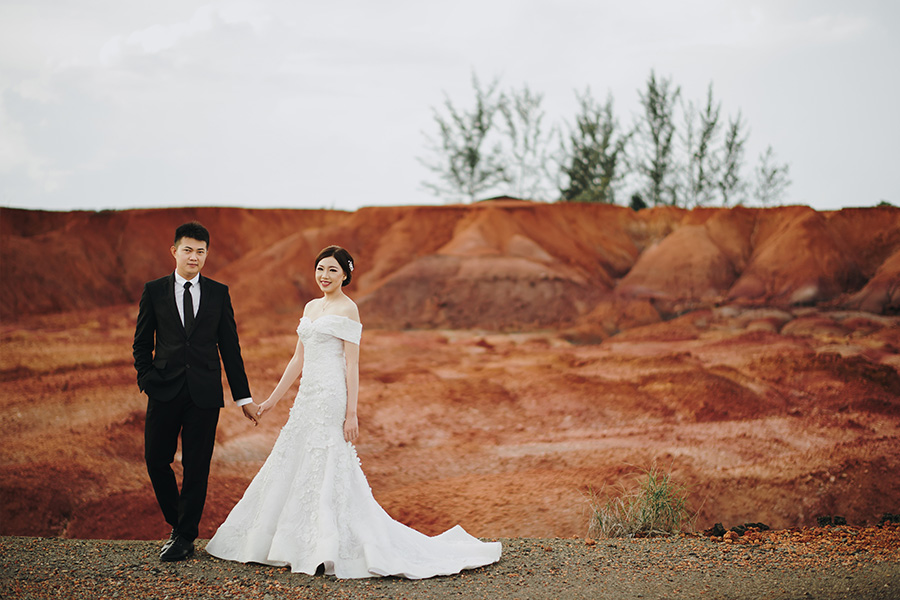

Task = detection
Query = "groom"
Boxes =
[133,221,258,562]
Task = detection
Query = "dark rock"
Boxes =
[730,525,747,536]
[703,523,726,537]
[878,513,900,525]
[817,516,833,526]
[833,516,847,526]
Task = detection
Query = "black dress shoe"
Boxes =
[161,529,178,553]
[160,535,194,562]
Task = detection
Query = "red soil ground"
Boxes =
[1,202,898,541]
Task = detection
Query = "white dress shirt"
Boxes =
[174,271,201,326]
[173,271,252,408]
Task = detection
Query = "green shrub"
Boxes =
[588,465,694,538]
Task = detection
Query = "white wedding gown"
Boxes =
[206,315,501,579]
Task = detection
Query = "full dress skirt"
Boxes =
[206,315,501,579]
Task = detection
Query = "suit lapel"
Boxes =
[186,274,210,338]
[163,274,184,334]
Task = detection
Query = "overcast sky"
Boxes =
[1,0,897,213]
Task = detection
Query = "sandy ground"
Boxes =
[3,525,900,600]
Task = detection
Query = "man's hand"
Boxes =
[242,403,259,426]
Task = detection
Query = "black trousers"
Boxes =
[144,383,220,542]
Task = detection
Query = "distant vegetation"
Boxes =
[420,70,791,208]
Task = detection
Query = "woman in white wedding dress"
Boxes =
[206,246,501,579]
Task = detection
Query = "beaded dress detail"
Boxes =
[206,315,501,579]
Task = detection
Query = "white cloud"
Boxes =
[735,9,872,51]
[99,1,273,66]
[0,101,70,195]
[799,13,870,44]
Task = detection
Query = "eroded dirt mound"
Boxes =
[3,203,898,330]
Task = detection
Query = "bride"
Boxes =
[206,246,501,579]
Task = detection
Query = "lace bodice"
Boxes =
[283,315,362,445]
[295,315,362,396]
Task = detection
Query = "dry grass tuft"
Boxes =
[588,465,695,538]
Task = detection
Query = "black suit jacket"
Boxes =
[133,274,251,408]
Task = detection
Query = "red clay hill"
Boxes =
[1,201,898,540]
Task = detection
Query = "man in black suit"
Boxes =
[133,222,258,562]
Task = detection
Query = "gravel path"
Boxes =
[3,526,899,599]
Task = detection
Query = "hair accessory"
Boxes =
[348,260,354,272]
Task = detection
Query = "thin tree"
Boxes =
[680,99,699,206]
[499,84,555,201]
[559,89,631,204]
[754,145,792,205]
[635,70,681,206]
[717,112,749,206]
[419,74,508,203]
[681,83,721,207]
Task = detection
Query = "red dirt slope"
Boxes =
[3,203,897,328]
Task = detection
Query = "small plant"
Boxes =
[588,465,694,538]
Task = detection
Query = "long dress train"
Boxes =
[206,315,501,579]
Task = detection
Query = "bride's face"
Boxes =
[316,256,345,292]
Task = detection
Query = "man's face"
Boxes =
[171,237,208,280]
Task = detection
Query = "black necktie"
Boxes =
[183,282,195,331]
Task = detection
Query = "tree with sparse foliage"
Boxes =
[559,89,631,204]
[419,74,508,203]
[635,71,681,206]
[498,84,555,201]
[680,83,721,207]
[754,145,791,205]
[717,112,749,206]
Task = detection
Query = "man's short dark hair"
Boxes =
[174,222,210,248]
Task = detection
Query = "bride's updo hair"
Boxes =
[314,245,355,287]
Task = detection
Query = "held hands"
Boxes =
[256,398,277,420]
[343,413,359,443]
[241,403,259,426]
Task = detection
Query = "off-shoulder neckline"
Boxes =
[300,314,360,325]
